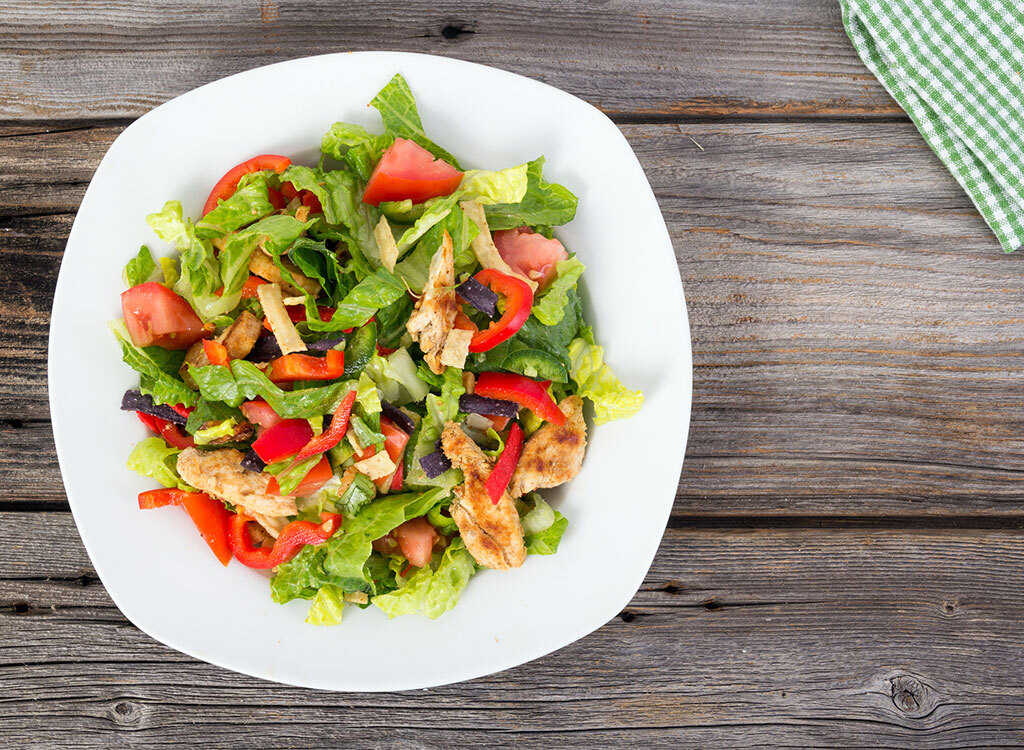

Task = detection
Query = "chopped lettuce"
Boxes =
[126,437,192,491]
[192,418,239,446]
[459,163,529,205]
[395,204,479,291]
[532,256,585,326]
[123,246,159,287]
[305,584,346,625]
[484,157,578,230]
[568,337,644,424]
[525,511,568,555]
[369,73,462,169]
[320,122,393,181]
[373,538,477,619]
[195,180,274,238]
[190,360,353,419]
[336,472,376,517]
[304,267,405,333]
[365,348,430,405]
[274,454,324,496]
[109,320,195,407]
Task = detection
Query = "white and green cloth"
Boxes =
[841,0,1024,252]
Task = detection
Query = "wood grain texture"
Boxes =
[1,513,1023,748]
[6,122,1024,515]
[0,0,900,121]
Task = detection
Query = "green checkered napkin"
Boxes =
[840,0,1024,252]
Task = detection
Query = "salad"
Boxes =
[115,74,643,624]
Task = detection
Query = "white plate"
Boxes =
[49,52,691,691]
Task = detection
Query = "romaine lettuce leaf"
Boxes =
[525,510,568,555]
[568,337,644,424]
[484,157,578,230]
[109,320,196,407]
[192,418,239,446]
[305,584,346,625]
[405,392,463,490]
[395,203,479,291]
[303,267,406,333]
[287,237,349,304]
[320,122,393,181]
[365,348,431,405]
[373,538,477,619]
[532,256,585,326]
[195,180,274,238]
[336,472,376,517]
[126,437,192,491]
[459,163,529,205]
[190,360,353,419]
[123,246,159,287]
[369,73,462,169]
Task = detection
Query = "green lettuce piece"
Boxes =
[336,472,376,518]
[126,437,192,490]
[484,157,578,230]
[184,398,241,435]
[459,163,529,205]
[304,267,405,333]
[405,392,462,490]
[195,180,274,238]
[373,538,477,619]
[274,454,324,496]
[109,320,195,407]
[320,122,393,181]
[192,418,239,446]
[158,256,179,287]
[123,246,159,287]
[349,414,384,451]
[568,337,644,424]
[525,511,568,555]
[370,73,462,169]
[375,294,414,348]
[321,488,448,591]
[190,360,353,419]
[394,192,461,253]
[356,371,382,415]
[288,237,348,304]
[532,256,585,326]
[365,348,431,405]
[146,201,226,323]
[270,545,335,603]
[306,584,346,625]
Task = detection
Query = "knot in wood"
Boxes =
[889,674,934,718]
[109,700,142,726]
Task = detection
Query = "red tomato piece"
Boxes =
[239,399,283,432]
[121,282,207,350]
[251,419,314,463]
[202,154,291,215]
[267,187,287,211]
[493,227,569,290]
[362,138,463,205]
[394,517,438,568]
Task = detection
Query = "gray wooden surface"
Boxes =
[3,1,1024,748]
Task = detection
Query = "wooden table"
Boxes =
[3,2,1023,746]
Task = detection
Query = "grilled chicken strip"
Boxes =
[441,422,526,570]
[508,396,587,498]
[406,231,456,375]
[177,447,297,518]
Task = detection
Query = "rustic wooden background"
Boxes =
[3,1,1024,747]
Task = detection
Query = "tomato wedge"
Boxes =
[362,138,463,205]
[474,372,565,425]
[121,282,207,350]
[468,270,534,353]
[137,489,232,566]
[239,399,282,433]
[267,350,344,383]
[394,517,437,568]
[202,154,291,215]
[279,181,324,214]
[267,455,333,497]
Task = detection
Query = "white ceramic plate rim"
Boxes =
[49,51,691,691]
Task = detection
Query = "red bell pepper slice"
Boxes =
[267,455,333,497]
[474,372,565,426]
[228,511,343,569]
[390,460,405,492]
[202,339,230,367]
[280,181,324,214]
[137,489,232,566]
[268,350,344,383]
[137,411,195,449]
[485,423,524,504]
[202,154,292,215]
[468,269,534,353]
[251,418,314,463]
[241,275,269,299]
[294,389,358,460]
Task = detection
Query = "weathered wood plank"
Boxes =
[0,0,899,121]
[7,121,1024,515]
[1,513,1023,747]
